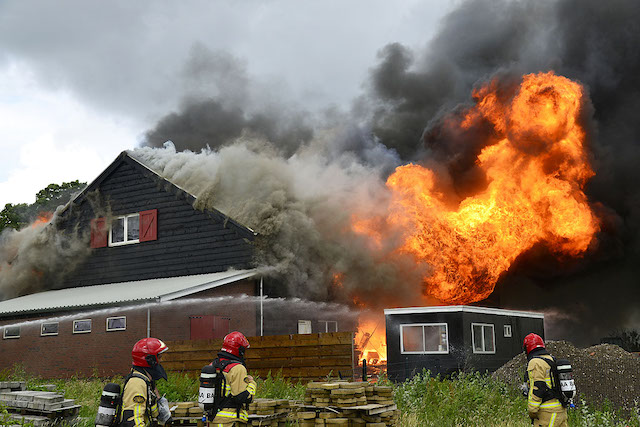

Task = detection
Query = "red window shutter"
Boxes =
[139,209,158,242]
[90,217,107,248]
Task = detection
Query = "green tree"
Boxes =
[0,180,85,234]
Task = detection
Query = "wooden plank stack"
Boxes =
[0,386,80,427]
[163,332,355,382]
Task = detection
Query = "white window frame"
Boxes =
[41,322,59,336]
[298,320,312,334]
[109,213,140,246]
[3,326,20,339]
[319,320,338,333]
[503,324,512,338]
[106,316,126,332]
[471,323,496,354]
[400,323,449,354]
[73,319,92,334]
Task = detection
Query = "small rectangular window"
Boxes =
[41,322,59,336]
[319,320,338,333]
[472,323,496,354]
[109,214,140,246]
[504,324,512,338]
[400,323,449,354]
[3,326,20,339]
[73,319,92,334]
[298,320,312,334]
[106,317,126,332]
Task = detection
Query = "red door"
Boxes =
[190,315,231,340]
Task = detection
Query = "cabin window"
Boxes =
[106,316,126,332]
[503,324,512,338]
[73,319,92,334]
[298,320,312,334]
[109,214,140,246]
[319,320,338,333]
[472,323,496,354]
[400,323,449,354]
[41,322,59,336]
[3,326,20,339]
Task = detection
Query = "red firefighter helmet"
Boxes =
[523,333,545,354]
[221,331,250,357]
[132,337,169,367]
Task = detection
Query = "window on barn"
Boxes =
[472,323,496,354]
[109,214,140,246]
[503,324,512,338]
[41,322,59,336]
[298,320,312,334]
[400,323,449,354]
[3,326,20,339]
[73,319,92,334]
[319,320,338,333]
[106,316,126,332]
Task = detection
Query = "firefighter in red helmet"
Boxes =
[119,338,172,427]
[208,331,257,426]
[523,333,568,427]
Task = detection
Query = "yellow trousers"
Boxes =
[533,410,568,427]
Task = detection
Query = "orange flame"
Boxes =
[31,212,53,228]
[356,72,599,304]
[355,316,387,365]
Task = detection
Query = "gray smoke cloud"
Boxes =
[130,140,428,307]
[0,206,91,300]
[135,0,640,345]
[359,0,640,345]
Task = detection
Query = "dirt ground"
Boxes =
[493,341,640,415]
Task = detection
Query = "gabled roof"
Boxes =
[0,269,258,316]
[384,305,544,319]
[60,150,255,240]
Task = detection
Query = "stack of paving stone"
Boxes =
[0,387,79,427]
[0,381,26,393]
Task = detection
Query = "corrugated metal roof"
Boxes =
[0,269,257,316]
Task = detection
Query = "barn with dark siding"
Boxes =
[384,305,544,382]
[0,151,353,378]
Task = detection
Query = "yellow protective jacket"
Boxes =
[527,353,565,419]
[209,363,257,426]
[119,369,159,427]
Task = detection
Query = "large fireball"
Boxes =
[361,72,599,304]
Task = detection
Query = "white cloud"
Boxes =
[0,63,140,207]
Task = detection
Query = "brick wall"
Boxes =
[0,280,257,378]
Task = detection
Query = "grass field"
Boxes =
[1,366,638,427]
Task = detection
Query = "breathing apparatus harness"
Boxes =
[526,349,576,408]
[199,351,250,421]
[95,369,156,427]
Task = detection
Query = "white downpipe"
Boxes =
[260,277,264,336]
[147,308,151,338]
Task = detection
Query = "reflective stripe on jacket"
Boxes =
[209,364,257,425]
[119,371,158,427]
[527,355,563,417]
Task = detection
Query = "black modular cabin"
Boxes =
[384,305,544,382]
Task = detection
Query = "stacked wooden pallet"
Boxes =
[246,398,292,426]
[297,381,399,426]
[0,388,80,427]
[169,401,204,426]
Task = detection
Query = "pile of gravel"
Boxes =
[493,341,640,414]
